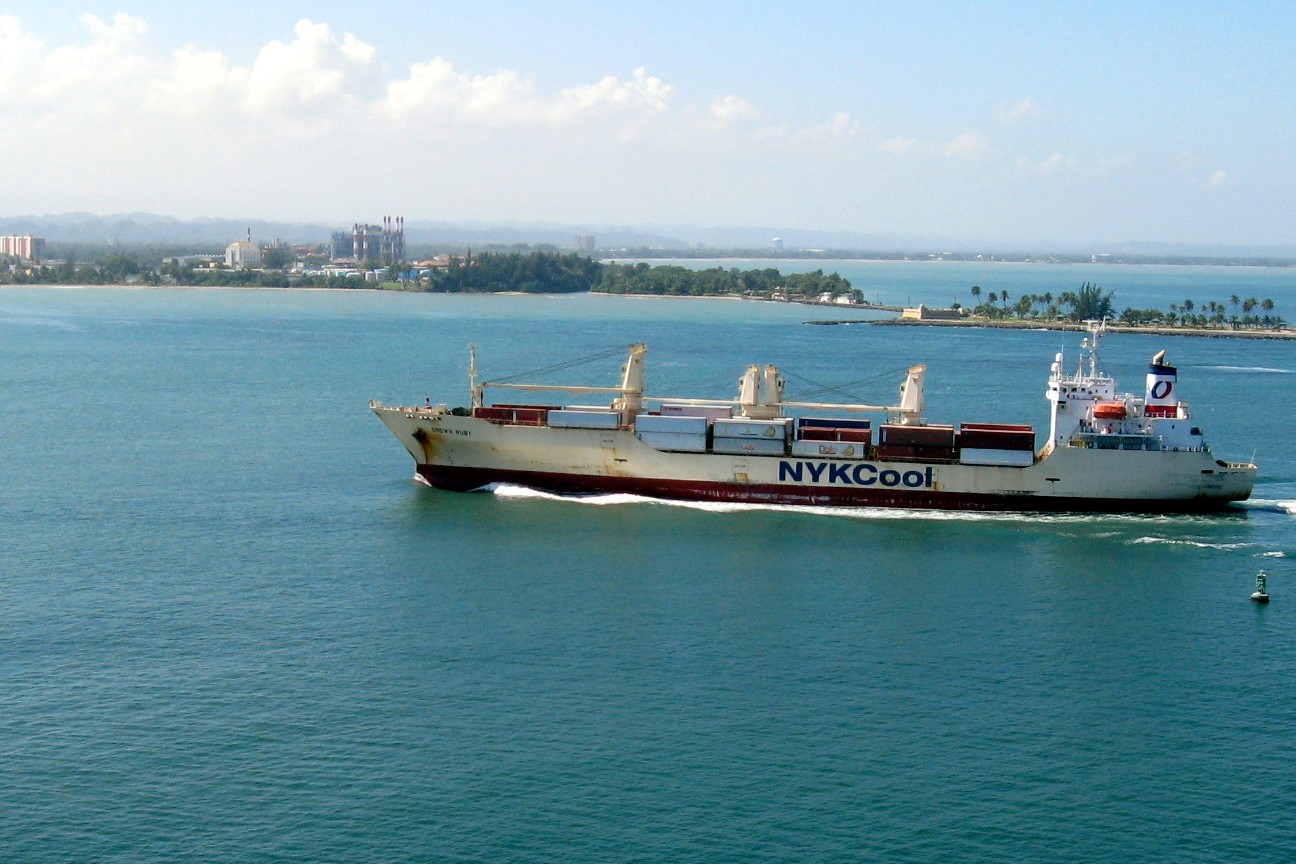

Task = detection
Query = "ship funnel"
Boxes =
[1145,350,1178,418]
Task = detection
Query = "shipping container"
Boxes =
[790,440,867,459]
[876,443,958,462]
[635,414,709,434]
[960,422,1033,433]
[879,424,955,447]
[547,409,621,429]
[661,404,733,421]
[957,429,1035,451]
[712,436,788,456]
[799,426,871,443]
[636,430,708,452]
[799,416,873,431]
[474,406,549,426]
[713,418,793,440]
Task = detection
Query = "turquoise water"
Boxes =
[3,269,1295,861]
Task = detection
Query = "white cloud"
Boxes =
[382,61,671,128]
[0,15,44,92]
[940,131,990,161]
[877,131,989,161]
[795,111,860,142]
[550,67,671,124]
[877,136,919,157]
[1208,169,1228,187]
[31,13,153,107]
[709,94,759,126]
[1016,152,1076,175]
[242,20,379,114]
[145,47,247,116]
[996,97,1044,123]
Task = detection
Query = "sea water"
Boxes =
[2,268,1295,862]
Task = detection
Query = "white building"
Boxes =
[1,235,45,261]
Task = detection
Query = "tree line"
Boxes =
[593,262,859,299]
[965,281,1283,329]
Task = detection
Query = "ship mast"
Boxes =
[469,343,482,408]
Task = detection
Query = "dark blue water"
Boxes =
[3,275,1295,862]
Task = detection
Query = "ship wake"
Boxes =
[1236,499,1296,516]
[483,484,1215,525]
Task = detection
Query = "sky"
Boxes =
[2,1,1294,247]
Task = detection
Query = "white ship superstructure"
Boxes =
[371,322,1256,512]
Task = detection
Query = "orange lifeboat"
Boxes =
[1093,401,1127,420]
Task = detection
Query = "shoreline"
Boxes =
[6,284,1291,340]
[834,316,1296,340]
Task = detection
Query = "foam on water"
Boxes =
[1238,499,1296,515]
[485,483,1223,526]
[1198,364,1292,374]
[1128,536,1254,550]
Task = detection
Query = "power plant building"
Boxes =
[331,216,405,264]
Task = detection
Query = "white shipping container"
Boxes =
[635,414,708,434]
[712,436,787,456]
[712,418,792,440]
[959,448,1035,467]
[790,440,866,459]
[636,430,708,452]
[661,404,733,421]
[547,409,621,429]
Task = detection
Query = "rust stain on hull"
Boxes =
[411,427,439,464]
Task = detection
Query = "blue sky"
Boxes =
[3,1,1293,247]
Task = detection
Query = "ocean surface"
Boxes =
[3,263,1295,862]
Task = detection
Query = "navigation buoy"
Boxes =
[1251,570,1270,604]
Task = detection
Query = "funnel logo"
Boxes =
[1150,380,1173,400]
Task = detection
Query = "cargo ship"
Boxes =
[371,322,1256,512]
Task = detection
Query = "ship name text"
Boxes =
[778,461,934,489]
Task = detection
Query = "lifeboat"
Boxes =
[1093,401,1127,420]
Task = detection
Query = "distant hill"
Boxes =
[1,212,1293,261]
